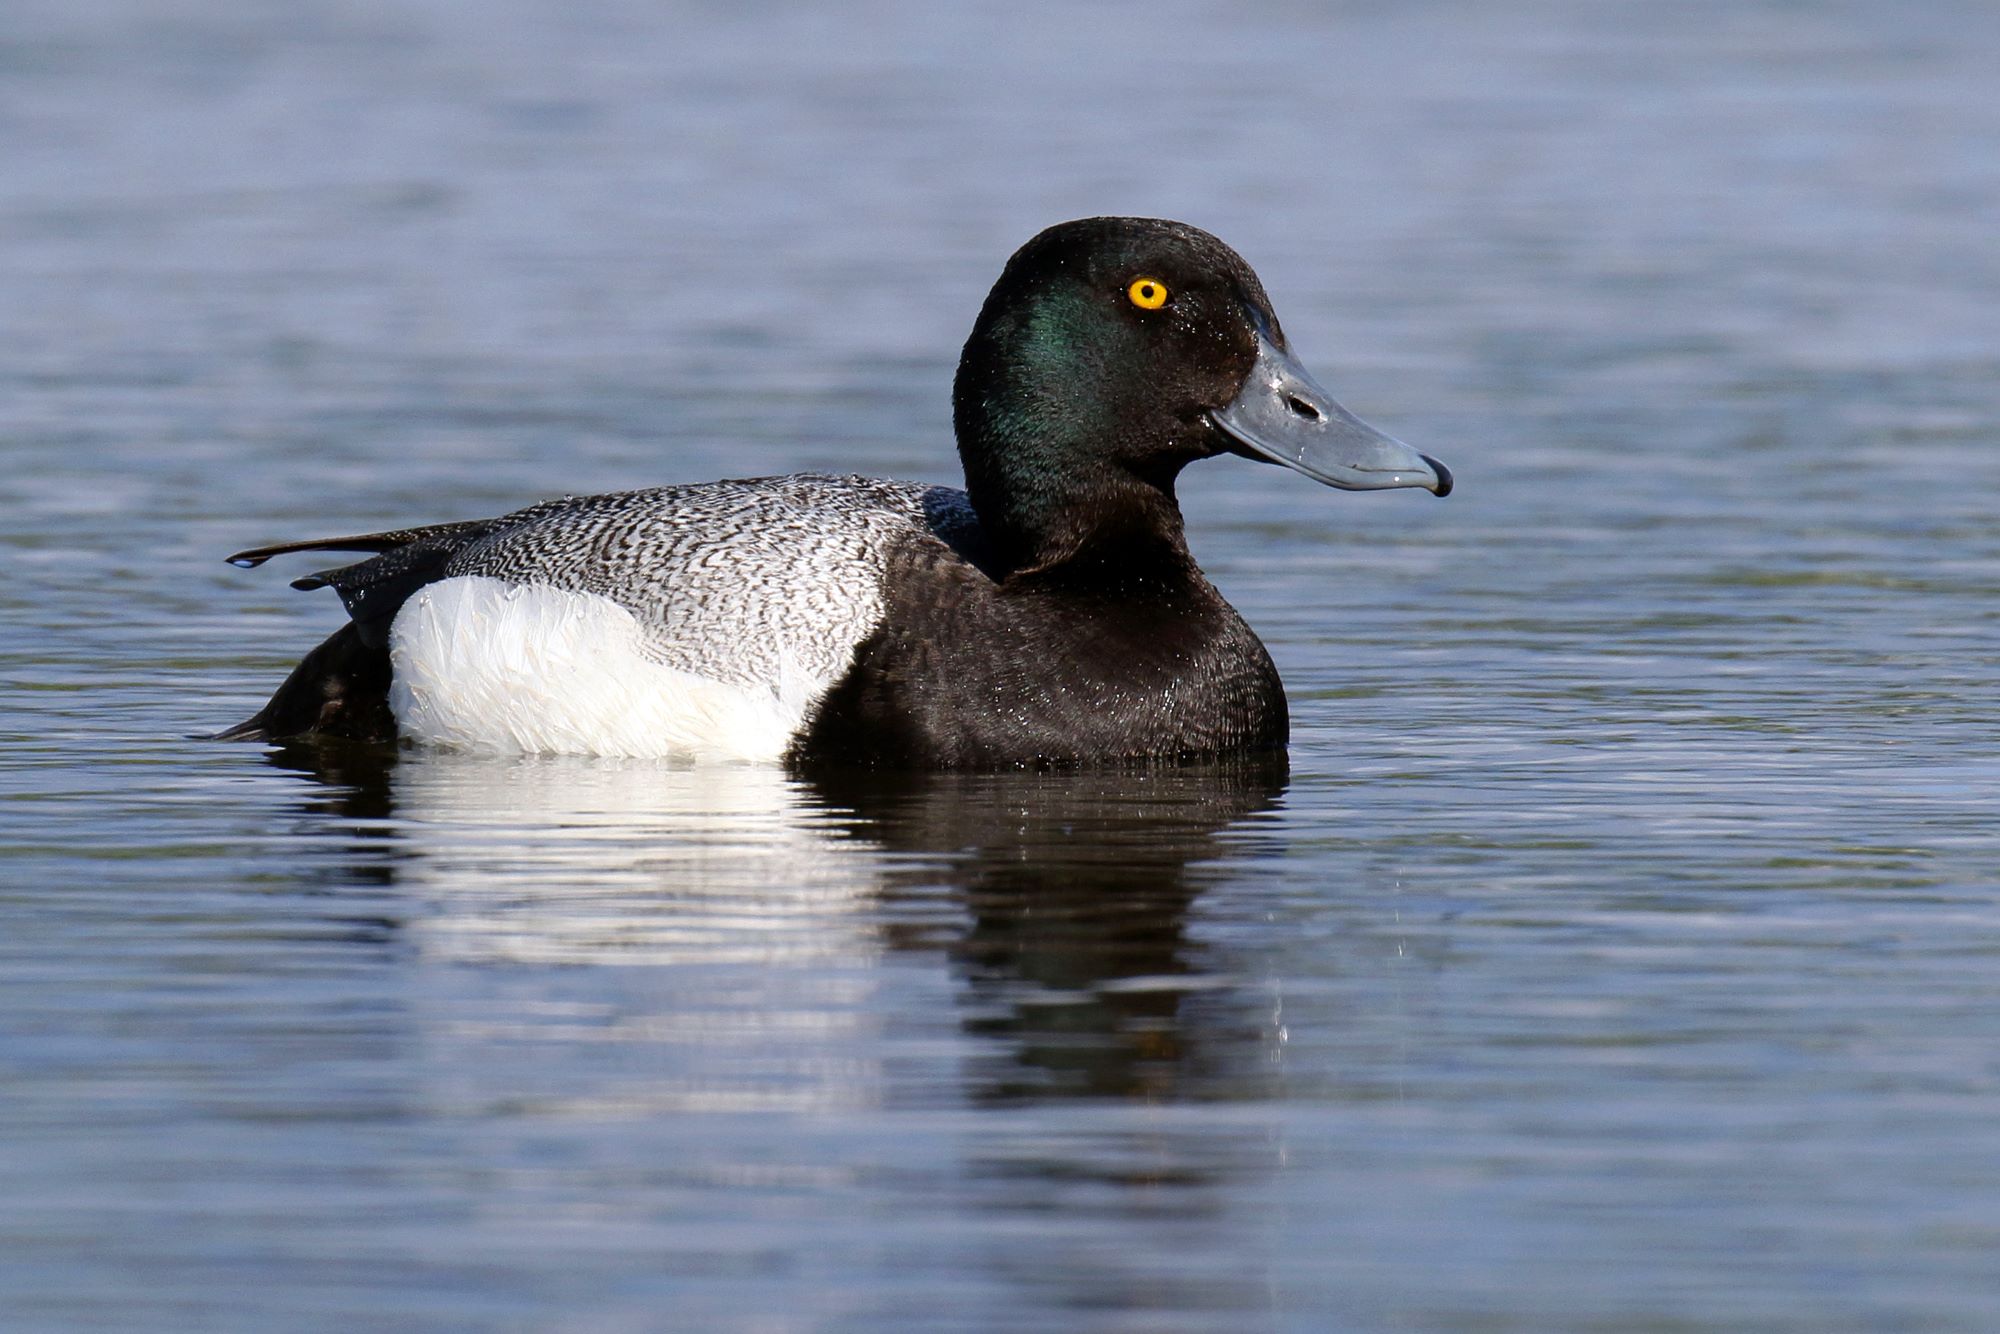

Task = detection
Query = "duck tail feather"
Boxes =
[225,533,410,570]
[224,518,494,571]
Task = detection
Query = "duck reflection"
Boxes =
[809,763,1288,1103]
[262,744,1286,1104]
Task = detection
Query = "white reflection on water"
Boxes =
[385,755,877,969]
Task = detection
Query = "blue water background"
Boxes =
[3,2,1998,1329]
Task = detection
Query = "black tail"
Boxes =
[213,622,398,744]
[223,519,491,572]
[218,516,501,744]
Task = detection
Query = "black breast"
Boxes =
[789,532,1288,770]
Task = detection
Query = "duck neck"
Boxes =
[962,439,1195,581]
[953,310,1197,582]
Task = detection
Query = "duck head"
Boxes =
[953,217,1448,573]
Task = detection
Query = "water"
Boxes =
[5,1,1999,1328]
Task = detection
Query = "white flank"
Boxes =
[388,576,826,762]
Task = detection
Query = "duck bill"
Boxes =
[1211,328,1451,496]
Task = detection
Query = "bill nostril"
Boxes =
[1284,394,1321,422]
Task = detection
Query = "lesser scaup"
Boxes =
[221,217,1449,768]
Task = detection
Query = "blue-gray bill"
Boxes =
[1210,328,1451,496]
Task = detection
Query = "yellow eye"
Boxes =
[1126,277,1169,310]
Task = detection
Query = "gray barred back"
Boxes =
[438,473,982,690]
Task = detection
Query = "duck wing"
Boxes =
[219,475,988,747]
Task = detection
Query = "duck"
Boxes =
[220,217,1450,769]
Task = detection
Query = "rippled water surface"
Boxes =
[5,2,2000,1329]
